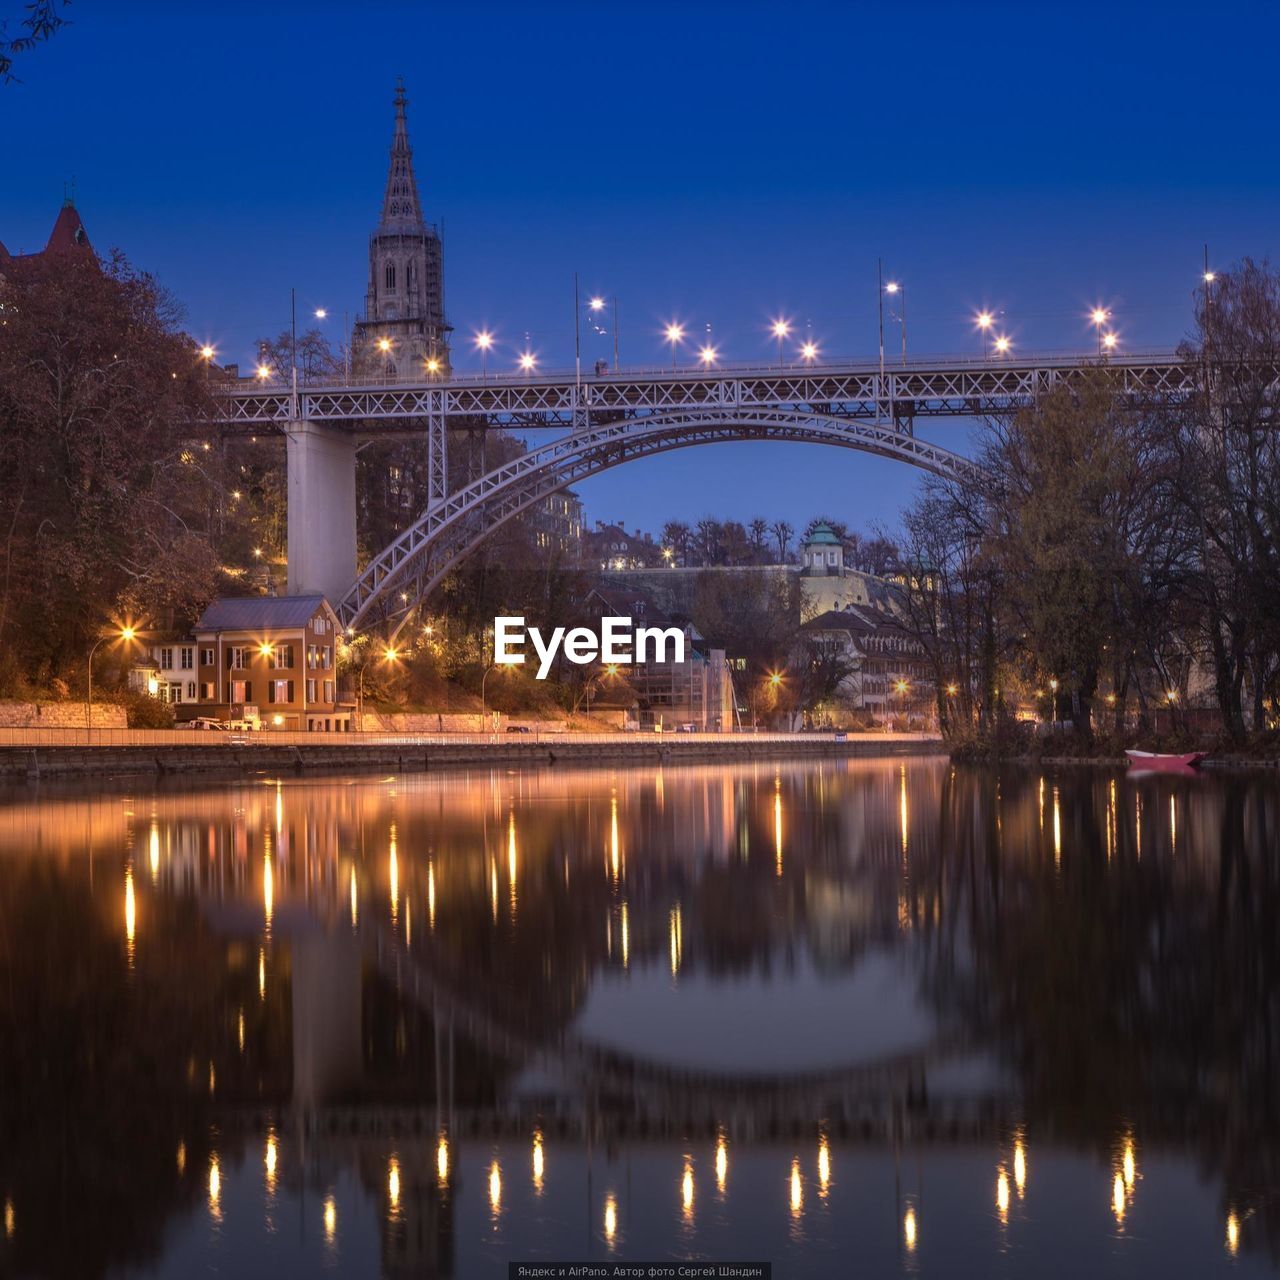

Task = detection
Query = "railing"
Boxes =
[221,347,1187,392]
[0,727,941,749]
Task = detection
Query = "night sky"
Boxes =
[6,1,1279,534]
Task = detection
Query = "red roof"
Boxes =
[44,203,91,254]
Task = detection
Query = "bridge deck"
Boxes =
[208,350,1195,431]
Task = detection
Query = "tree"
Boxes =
[253,327,342,384]
[747,516,770,561]
[1165,259,1280,739]
[1,0,68,83]
[691,569,800,724]
[769,519,794,564]
[896,482,1002,740]
[660,520,692,566]
[0,249,219,686]
[982,370,1178,739]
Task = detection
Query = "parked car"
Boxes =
[506,724,532,734]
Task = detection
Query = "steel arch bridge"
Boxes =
[340,407,979,633]
[208,351,1197,630]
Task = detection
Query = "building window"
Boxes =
[228,647,248,670]
[159,647,173,669]
[270,646,294,669]
[187,682,196,699]
[166,682,183,704]
[180,647,193,670]
[200,682,215,700]
[268,679,293,705]
[306,678,317,703]
[324,679,335,702]
[200,648,215,666]
[229,680,249,703]
[385,262,396,290]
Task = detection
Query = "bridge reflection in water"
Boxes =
[0,759,1276,1277]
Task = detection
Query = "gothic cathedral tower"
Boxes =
[352,80,451,377]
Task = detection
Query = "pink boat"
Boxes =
[1125,749,1205,775]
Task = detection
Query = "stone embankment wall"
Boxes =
[0,736,945,780]
[0,702,126,729]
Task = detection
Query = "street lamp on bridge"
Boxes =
[474,330,494,381]
[975,311,994,357]
[771,318,790,370]
[664,322,684,372]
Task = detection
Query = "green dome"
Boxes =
[805,522,841,546]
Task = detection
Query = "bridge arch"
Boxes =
[338,408,979,632]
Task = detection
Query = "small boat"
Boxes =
[1125,749,1205,774]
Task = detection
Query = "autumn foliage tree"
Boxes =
[0,248,221,689]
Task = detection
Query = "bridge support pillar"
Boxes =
[286,419,357,602]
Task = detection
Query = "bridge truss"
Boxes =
[208,352,1197,632]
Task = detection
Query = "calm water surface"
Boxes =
[0,758,1276,1278]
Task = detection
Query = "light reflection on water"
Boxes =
[0,758,1276,1277]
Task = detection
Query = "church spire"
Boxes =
[380,77,424,232]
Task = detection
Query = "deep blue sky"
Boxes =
[6,1,1279,535]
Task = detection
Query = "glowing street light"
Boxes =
[1090,306,1113,355]
[87,624,139,730]
[975,310,995,357]
[474,329,494,381]
[314,308,327,319]
[200,345,215,360]
[1102,331,1118,352]
[425,357,441,375]
[589,296,606,312]
[518,351,537,373]
[355,644,401,730]
[771,318,790,369]
[377,337,392,352]
[994,335,1011,355]
[256,363,272,380]
[1203,270,1216,284]
[698,344,718,367]
[664,322,684,371]
[800,341,818,363]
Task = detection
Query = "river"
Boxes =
[0,757,1275,1277]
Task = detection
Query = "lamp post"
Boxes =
[884,280,906,366]
[86,625,137,730]
[475,330,493,382]
[1090,307,1110,356]
[664,322,684,372]
[771,319,790,370]
[480,662,507,730]
[976,311,994,357]
[356,646,399,732]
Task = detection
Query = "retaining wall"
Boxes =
[1,735,944,781]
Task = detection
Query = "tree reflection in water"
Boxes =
[0,761,1275,1275]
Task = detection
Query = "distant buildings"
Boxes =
[583,521,664,570]
[577,584,734,730]
[530,490,585,559]
[800,606,933,724]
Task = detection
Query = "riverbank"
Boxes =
[0,731,943,780]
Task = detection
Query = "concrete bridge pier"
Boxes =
[286,420,357,601]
